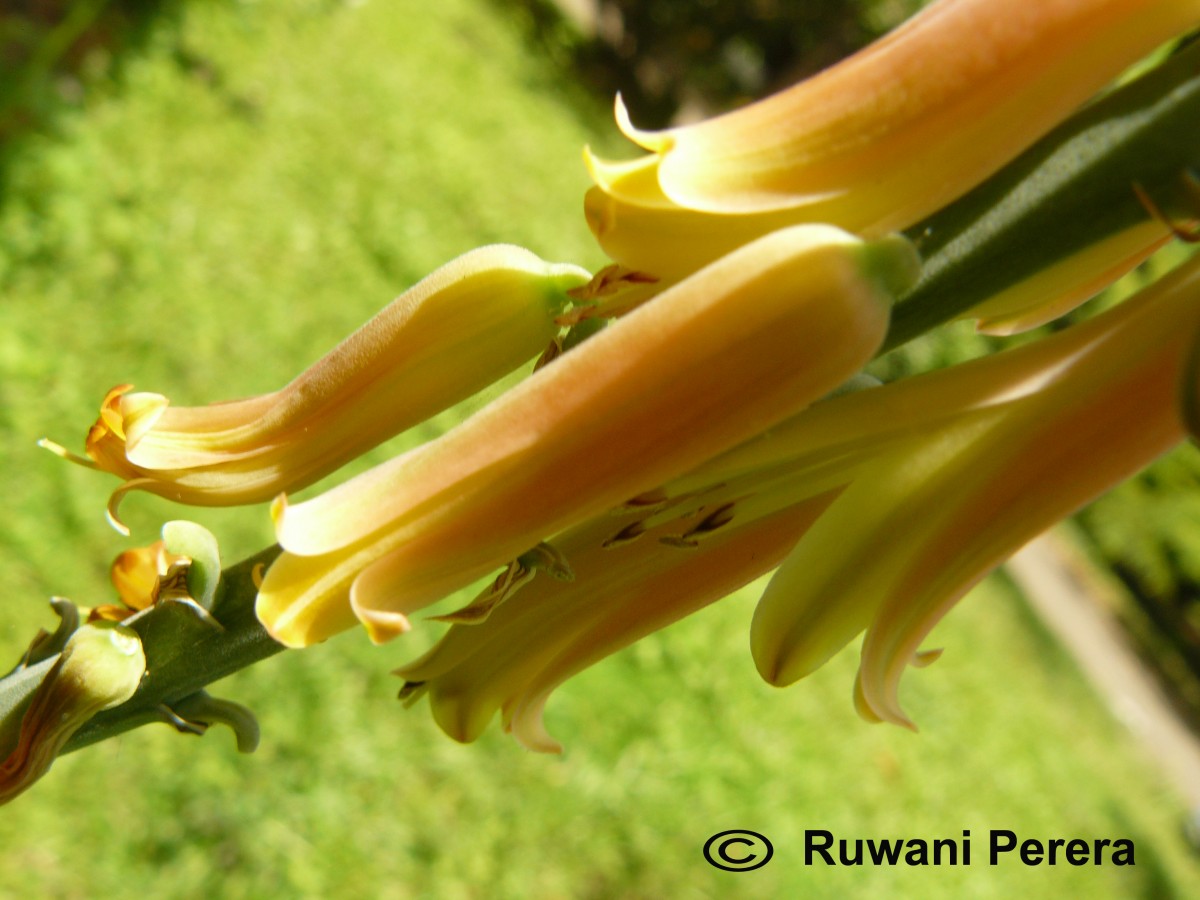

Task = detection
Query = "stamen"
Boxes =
[659,502,737,548]
[533,337,563,372]
[430,559,535,625]
[559,265,661,325]
[603,520,646,549]
[36,438,100,470]
[431,542,573,625]
[1133,180,1200,243]
[397,681,428,705]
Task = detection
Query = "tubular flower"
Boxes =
[396,490,841,752]
[585,0,1200,277]
[740,253,1200,727]
[255,225,921,648]
[41,245,589,532]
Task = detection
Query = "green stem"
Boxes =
[61,546,284,752]
[883,38,1200,353]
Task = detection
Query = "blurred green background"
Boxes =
[1,0,1199,896]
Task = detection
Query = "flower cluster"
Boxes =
[42,0,1200,752]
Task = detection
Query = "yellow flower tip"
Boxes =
[750,633,831,689]
[583,145,674,207]
[853,673,917,732]
[269,493,289,530]
[115,391,170,451]
[254,551,362,648]
[96,383,133,440]
[353,603,413,646]
[968,220,1173,335]
[505,695,564,755]
[428,687,494,745]
[613,92,672,153]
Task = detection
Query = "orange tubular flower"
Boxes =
[585,0,1200,277]
[737,254,1200,728]
[41,245,589,532]
[394,253,1200,746]
[395,491,841,752]
[255,225,920,648]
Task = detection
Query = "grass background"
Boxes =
[0,0,1198,896]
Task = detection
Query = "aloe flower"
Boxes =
[585,0,1200,277]
[41,246,589,531]
[397,252,1200,746]
[396,491,840,751]
[740,253,1200,727]
[256,225,920,648]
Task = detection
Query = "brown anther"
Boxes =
[603,520,647,549]
[621,488,670,509]
[397,681,426,702]
[659,502,737,548]
[534,337,563,371]
[694,502,737,534]
[659,535,700,549]
[566,265,658,302]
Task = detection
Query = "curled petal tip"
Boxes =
[104,484,144,537]
[354,604,413,645]
[853,672,917,731]
[613,93,671,153]
[508,696,564,755]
